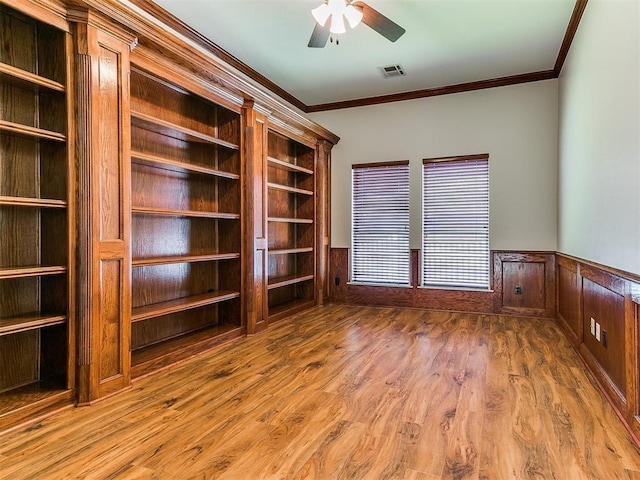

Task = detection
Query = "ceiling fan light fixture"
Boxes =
[329,13,346,34]
[344,4,363,29]
[311,3,331,26]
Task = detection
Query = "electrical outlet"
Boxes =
[514,285,522,294]
[590,317,596,336]
[595,322,601,342]
[335,277,340,286]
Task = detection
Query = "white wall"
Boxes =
[310,80,559,250]
[558,0,640,275]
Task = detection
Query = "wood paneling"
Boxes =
[634,301,640,435]
[582,276,626,398]
[554,252,640,448]
[330,248,551,316]
[413,287,494,313]
[330,247,349,303]
[494,252,555,317]
[316,140,330,305]
[99,259,123,380]
[502,262,545,310]
[0,331,39,392]
[556,257,581,341]
[72,12,134,402]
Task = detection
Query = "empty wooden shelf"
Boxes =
[0,1,74,430]
[266,130,317,319]
[129,65,243,377]
[0,313,66,336]
[267,156,314,175]
[0,61,65,92]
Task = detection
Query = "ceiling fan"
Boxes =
[308,0,406,48]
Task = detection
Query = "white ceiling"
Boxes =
[150,0,576,107]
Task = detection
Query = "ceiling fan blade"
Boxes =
[308,22,330,48]
[352,1,406,42]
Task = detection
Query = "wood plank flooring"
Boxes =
[1,304,639,479]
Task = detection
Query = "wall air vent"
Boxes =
[377,64,406,79]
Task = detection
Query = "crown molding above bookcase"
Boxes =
[67,0,340,146]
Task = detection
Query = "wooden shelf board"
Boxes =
[0,265,66,280]
[131,323,243,379]
[267,217,313,224]
[0,383,72,424]
[132,290,240,323]
[268,274,315,290]
[0,120,66,142]
[132,252,240,267]
[131,150,239,180]
[132,206,239,220]
[131,111,239,150]
[267,156,314,175]
[0,313,66,336]
[267,182,313,196]
[268,247,314,255]
[0,62,65,93]
[0,196,66,209]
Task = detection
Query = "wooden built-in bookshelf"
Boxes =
[0,2,74,428]
[129,67,243,377]
[266,130,317,318]
[0,0,337,433]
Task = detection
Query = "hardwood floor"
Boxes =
[1,304,639,479]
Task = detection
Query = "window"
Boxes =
[352,161,410,285]
[422,155,489,289]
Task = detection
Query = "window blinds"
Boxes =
[422,156,489,289]
[352,161,410,285]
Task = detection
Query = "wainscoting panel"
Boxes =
[582,275,626,399]
[556,255,581,342]
[554,253,640,446]
[329,248,553,316]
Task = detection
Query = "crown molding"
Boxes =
[89,0,588,114]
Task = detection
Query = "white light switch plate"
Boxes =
[590,318,595,336]
[595,322,601,341]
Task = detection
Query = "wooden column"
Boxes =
[243,100,269,334]
[316,140,332,305]
[70,10,136,403]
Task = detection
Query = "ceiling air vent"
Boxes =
[378,64,406,79]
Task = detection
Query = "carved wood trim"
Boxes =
[71,0,339,145]
[131,48,244,113]
[0,0,69,31]
[76,54,92,370]
[67,8,137,49]
[126,0,307,112]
